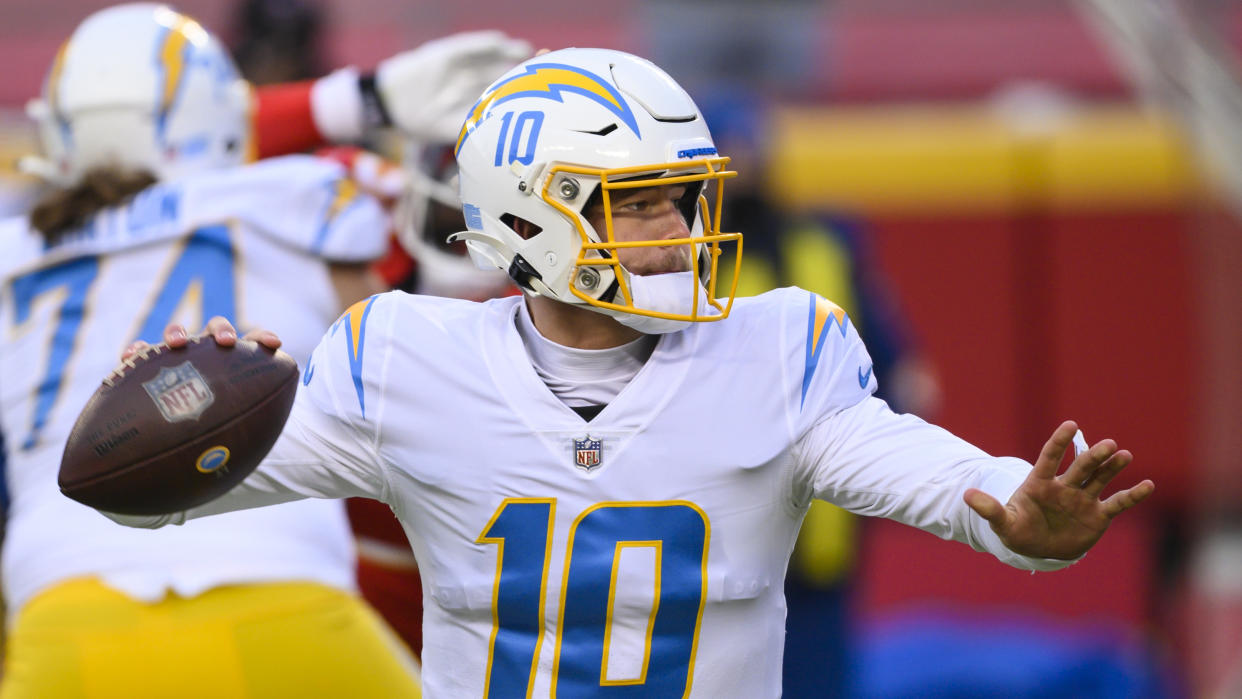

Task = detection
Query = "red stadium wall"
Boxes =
[769,104,1209,632]
[860,210,1190,628]
[869,210,1195,500]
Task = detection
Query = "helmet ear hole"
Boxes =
[501,213,542,240]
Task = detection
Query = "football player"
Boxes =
[116,47,1154,697]
[0,5,524,696]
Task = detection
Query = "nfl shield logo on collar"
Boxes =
[573,435,603,472]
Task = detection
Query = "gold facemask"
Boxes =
[542,157,743,323]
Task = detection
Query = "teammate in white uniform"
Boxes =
[1,156,386,612]
[0,5,425,696]
[117,48,1155,697]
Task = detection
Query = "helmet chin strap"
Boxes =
[598,271,719,335]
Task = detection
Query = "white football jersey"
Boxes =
[150,287,1067,698]
[0,155,387,619]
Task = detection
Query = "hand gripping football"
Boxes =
[59,336,299,516]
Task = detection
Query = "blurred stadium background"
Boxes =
[3,0,1241,696]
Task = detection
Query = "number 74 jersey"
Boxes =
[0,155,386,618]
[222,288,1044,698]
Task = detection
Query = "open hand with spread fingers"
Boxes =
[963,421,1155,560]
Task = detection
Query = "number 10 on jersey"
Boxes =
[478,499,709,697]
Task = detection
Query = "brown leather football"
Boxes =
[59,336,299,516]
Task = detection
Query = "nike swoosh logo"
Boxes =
[302,362,315,386]
[858,364,873,389]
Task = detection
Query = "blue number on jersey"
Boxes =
[481,500,708,697]
[478,499,556,698]
[10,225,236,450]
[11,256,99,450]
[134,224,236,343]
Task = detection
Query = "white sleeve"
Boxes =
[104,298,394,529]
[795,395,1076,572]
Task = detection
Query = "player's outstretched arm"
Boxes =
[963,421,1155,560]
[122,317,281,359]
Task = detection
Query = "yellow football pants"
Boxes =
[1,578,421,699]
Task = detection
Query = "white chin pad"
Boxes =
[604,271,720,335]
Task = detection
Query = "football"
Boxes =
[59,336,299,516]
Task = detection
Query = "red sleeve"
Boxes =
[253,81,325,158]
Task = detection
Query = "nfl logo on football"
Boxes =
[573,435,602,472]
[142,361,215,423]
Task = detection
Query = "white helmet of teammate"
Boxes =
[452,47,742,331]
[23,3,251,186]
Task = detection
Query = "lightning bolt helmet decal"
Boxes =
[455,62,640,156]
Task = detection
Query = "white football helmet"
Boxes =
[22,3,251,186]
[452,47,741,327]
